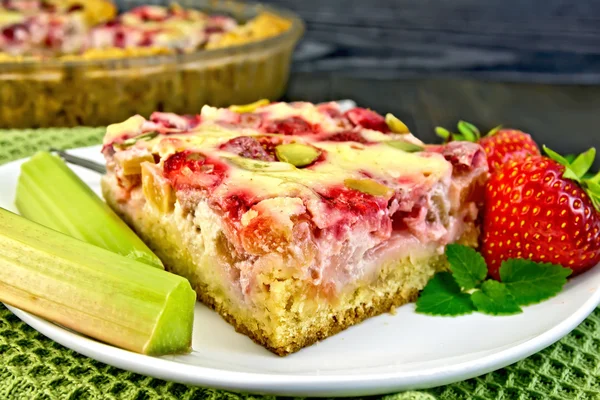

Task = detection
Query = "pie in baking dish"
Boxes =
[0,1,290,59]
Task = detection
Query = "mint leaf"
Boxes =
[500,259,572,306]
[471,280,522,315]
[415,272,475,316]
[446,244,487,290]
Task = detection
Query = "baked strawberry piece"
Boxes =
[101,101,489,355]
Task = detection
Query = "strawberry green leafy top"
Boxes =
[543,146,600,212]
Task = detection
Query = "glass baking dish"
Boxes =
[0,0,304,128]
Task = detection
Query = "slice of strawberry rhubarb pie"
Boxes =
[101,101,489,355]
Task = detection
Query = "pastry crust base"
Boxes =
[198,280,419,356]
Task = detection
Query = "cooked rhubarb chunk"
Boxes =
[141,162,176,213]
[115,151,155,175]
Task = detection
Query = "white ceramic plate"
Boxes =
[1,146,600,397]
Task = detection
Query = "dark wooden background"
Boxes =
[275,0,600,84]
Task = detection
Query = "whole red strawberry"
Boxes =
[436,121,540,173]
[482,146,600,280]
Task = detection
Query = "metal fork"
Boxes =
[50,148,107,174]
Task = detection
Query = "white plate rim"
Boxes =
[2,146,600,397]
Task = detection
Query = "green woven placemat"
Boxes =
[1,127,599,400]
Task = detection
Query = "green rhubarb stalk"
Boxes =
[0,207,196,355]
[15,151,163,269]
